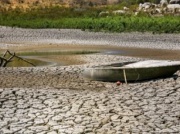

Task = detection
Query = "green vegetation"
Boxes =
[0,6,179,33]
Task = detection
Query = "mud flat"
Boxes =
[0,62,180,133]
[0,27,180,49]
[0,27,180,133]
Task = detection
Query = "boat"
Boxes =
[83,60,180,82]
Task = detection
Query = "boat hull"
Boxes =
[83,63,180,82]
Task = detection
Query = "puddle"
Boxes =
[5,50,99,67]
[2,43,180,67]
[7,56,51,67]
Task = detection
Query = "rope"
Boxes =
[123,69,127,84]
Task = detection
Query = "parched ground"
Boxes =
[0,27,180,134]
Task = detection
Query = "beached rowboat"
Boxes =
[83,60,180,82]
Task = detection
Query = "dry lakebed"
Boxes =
[0,27,180,134]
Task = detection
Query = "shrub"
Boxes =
[0,6,179,33]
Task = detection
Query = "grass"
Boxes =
[0,6,180,33]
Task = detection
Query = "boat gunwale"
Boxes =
[87,61,180,70]
[87,64,180,70]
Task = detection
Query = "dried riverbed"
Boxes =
[0,27,180,133]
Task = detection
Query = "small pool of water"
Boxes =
[4,44,180,67]
[3,49,145,67]
[3,44,154,67]
[7,57,51,67]
[5,50,99,67]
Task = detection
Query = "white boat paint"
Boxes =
[83,60,180,82]
[122,60,180,68]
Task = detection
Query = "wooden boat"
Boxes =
[83,60,180,82]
